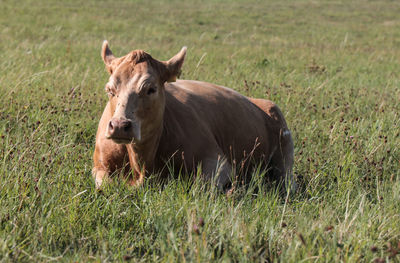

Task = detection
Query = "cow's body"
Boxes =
[92,42,295,192]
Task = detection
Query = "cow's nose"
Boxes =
[107,118,134,141]
[122,120,132,131]
[108,119,115,133]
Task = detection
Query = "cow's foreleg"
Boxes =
[93,102,129,189]
[92,167,109,189]
[92,140,129,189]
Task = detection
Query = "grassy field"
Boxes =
[1,0,400,261]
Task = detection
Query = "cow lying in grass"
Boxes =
[92,41,295,192]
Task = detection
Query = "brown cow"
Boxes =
[92,41,296,192]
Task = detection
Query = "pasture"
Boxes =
[0,0,399,261]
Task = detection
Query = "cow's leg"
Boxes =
[93,139,128,189]
[201,154,232,192]
[93,102,129,189]
[91,167,108,189]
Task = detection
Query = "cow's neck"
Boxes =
[126,120,163,185]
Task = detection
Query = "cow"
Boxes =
[92,41,296,193]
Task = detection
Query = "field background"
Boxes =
[1,0,399,262]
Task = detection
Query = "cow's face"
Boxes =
[101,41,186,144]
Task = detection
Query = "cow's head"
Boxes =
[101,41,186,144]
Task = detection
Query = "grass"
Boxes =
[0,0,399,261]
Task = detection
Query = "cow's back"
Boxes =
[156,80,276,172]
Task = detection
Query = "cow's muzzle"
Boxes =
[106,118,141,144]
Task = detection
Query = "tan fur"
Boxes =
[93,41,295,192]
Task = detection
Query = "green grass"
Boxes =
[1,0,400,261]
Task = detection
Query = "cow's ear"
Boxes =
[101,40,115,74]
[163,46,187,83]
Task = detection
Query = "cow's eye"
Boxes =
[147,87,156,95]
